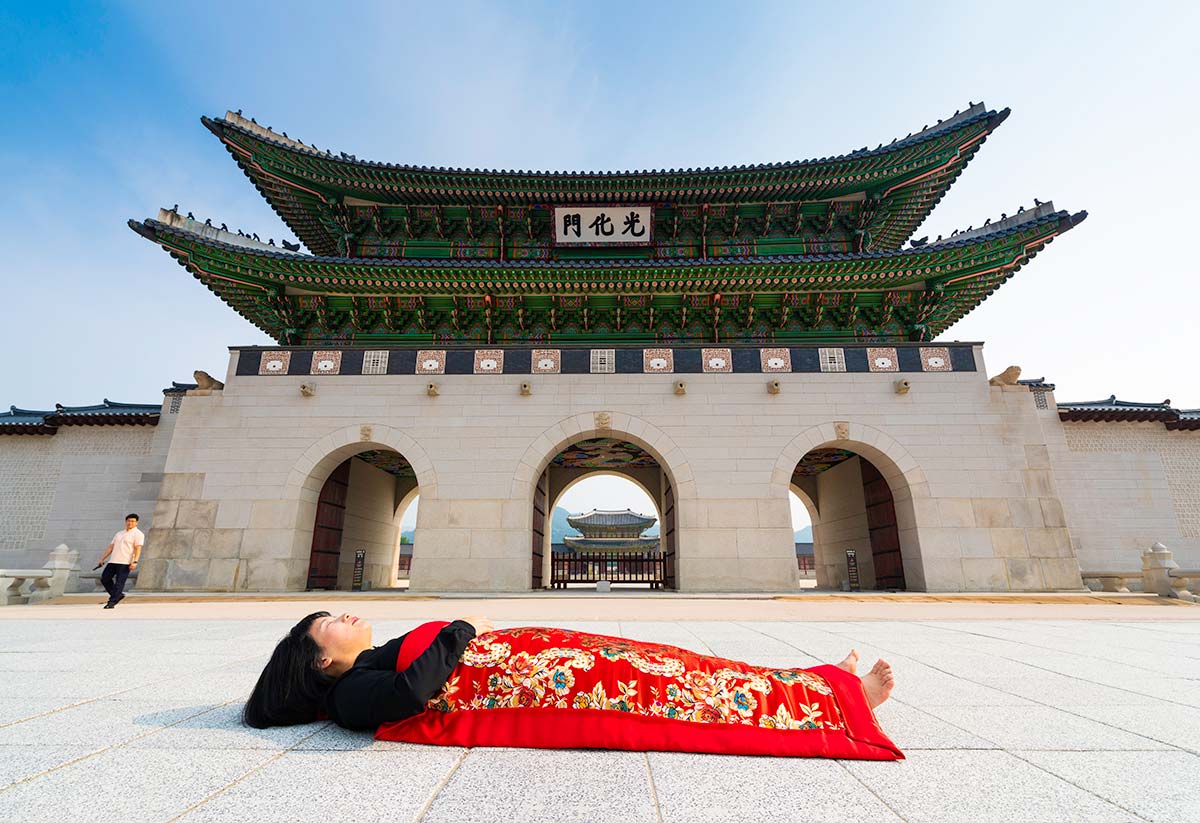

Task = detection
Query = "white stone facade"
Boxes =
[4,347,1197,593]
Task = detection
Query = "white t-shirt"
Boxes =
[110,527,145,564]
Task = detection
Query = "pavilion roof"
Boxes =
[203,103,1009,255]
[1057,396,1199,430]
[0,400,161,435]
[567,509,658,528]
[129,202,1085,344]
[562,536,661,552]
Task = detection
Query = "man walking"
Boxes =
[95,514,144,609]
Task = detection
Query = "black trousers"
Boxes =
[101,563,131,604]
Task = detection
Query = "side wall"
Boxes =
[0,406,175,575]
[1049,418,1200,571]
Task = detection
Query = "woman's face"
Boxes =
[308,613,372,669]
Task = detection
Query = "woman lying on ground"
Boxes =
[243,612,901,760]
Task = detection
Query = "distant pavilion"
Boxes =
[564,509,660,554]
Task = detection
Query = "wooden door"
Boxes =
[307,459,351,590]
[662,472,677,590]
[861,460,906,590]
[531,468,547,588]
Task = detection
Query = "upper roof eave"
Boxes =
[203,103,1010,256]
[205,103,1004,183]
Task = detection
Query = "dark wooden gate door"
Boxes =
[861,460,906,590]
[531,468,548,588]
[662,473,677,590]
[307,458,351,589]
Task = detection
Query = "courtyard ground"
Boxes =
[0,594,1196,822]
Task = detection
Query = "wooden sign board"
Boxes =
[553,206,652,246]
[845,549,861,592]
[351,550,366,591]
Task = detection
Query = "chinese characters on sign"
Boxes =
[553,206,653,245]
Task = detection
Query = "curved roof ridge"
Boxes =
[131,204,1084,270]
[6,405,54,416]
[54,400,160,413]
[572,508,654,517]
[1057,396,1174,410]
[151,208,289,253]
[208,103,1000,178]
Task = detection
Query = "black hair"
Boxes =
[243,611,336,728]
[125,513,139,521]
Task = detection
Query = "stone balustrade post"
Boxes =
[28,545,79,604]
[1141,542,1184,599]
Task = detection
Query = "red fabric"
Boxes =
[397,620,450,670]
[377,624,901,760]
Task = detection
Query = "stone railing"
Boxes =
[1080,571,1141,593]
[1082,543,1199,603]
[0,545,78,605]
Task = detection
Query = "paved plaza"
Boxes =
[0,597,1197,822]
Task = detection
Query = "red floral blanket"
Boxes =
[376,622,902,760]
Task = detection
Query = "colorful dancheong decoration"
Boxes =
[131,103,1085,348]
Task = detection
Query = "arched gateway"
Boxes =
[286,426,435,591]
[534,438,676,590]
[777,422,925,591]
[127,103,1095,594]
[513,414,694,591]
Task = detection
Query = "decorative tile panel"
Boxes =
[361,350,390,375]
[701,348,733,373]
[590,349,616,374]
[643,348,674,373]
[818,348,846,373]
[473,350,504,374]
[310,350,342,375]
[531,349,561,374]
[415,350,446,375]
[760,348,791,373]
[241,345,972,378]
[867,347,899,372]
[919,346,952,372]
[259,351,291,375]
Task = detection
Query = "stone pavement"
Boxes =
[0,598,1197,822]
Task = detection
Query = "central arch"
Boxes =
[543,445,668,589]
[511,413,695,591]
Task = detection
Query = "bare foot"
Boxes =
[835,649,859,675]
[861,659,895,708]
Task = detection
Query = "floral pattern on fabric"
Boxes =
[425,627,846,732]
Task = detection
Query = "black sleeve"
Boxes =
[329,620,477,730]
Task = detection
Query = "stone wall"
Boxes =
[1050,419,1200,571]
[133,345,1087,593]
[0,406,175,572]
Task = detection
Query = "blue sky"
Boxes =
[2,2,1196,423]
